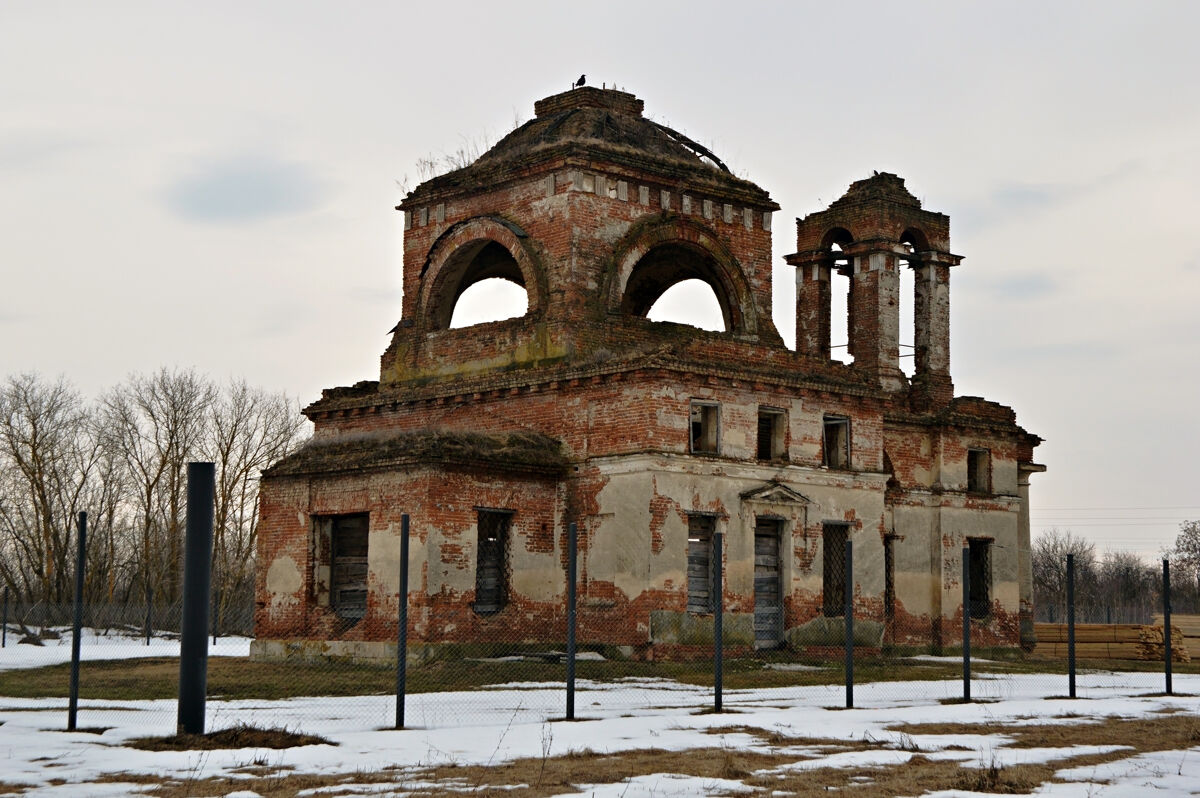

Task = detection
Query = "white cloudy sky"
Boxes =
[2,2,1198,560]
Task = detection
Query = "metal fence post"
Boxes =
[2,586,8,648]
[1066,553,1076,698]
[566,521,577,720]
[177,462,215,735]
[1163,559,1172,696]
[844,539,854,709]
[144,583,152,646]
[68,511,87,731]
[395,513,410,729]
[713,531,723,713]
[962,546,971,702]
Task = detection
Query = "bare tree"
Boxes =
[0,374,101,602]
[101,368,216,605]
[1096,549,1159,622]
[206,379,307,626]
[1169,520,1200,611]
[1032,528,1097,622]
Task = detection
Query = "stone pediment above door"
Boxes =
[739,481,812,507]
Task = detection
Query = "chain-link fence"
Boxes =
[3,544,1194,739]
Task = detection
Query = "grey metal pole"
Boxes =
[844,539,854,709]
[1163,559,1172,696]
[1067,553,1076,698]
[395,513,410,729]
[177,462,215,735]
[566,521,577,720]
[713,531,723,713]
[962,547,971,702]
[67,512,87,731]
[2,586,8,647]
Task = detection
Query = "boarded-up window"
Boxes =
[822,416,850,469]
[757,408,785,460]
[475,510,511,615]
[884,535,897,621]
[967,449,991,493]
[331,514,369,620]
[968,538,992,619]
[690,402,719,455]
[687,514,716,614]
[823,522,849,617]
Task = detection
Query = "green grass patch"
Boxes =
[2,653,1195,701]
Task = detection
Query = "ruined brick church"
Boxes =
[253,86,1044,660]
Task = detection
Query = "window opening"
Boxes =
[687,514,716,614]
[756,408,786,461]
[822,415,850,469]
[967,449,991,494]
[899,249,916,377]
[830,243,853,364]
[330,514,369,621]
[823,522,849,617]
[474,510,512,615]
[690,402,720,455]
[968,538,992,619]
[449,277,529,328]
[645,278,725,331]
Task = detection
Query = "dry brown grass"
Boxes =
[56,711,1200,798]
[126,724,332,751]
[890,712,1200,751]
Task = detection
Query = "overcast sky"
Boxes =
[2,2,1197,560]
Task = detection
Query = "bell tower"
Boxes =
[788,172,959,407]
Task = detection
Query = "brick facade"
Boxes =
[254,87,1043,660]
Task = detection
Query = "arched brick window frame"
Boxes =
[605,216,759,336]
[418,216,547,330]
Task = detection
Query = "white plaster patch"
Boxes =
[266,555,303,596]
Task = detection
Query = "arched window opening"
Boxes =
[898,242,916,377]
[449,277,529,328]
[621,242,736,333]
[431,238,528,329]
[899,229,929,378]
[830,242,854,364]
[646,278,725,331]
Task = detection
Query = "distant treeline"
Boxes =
[0,369,307,622]
[1033,527,1200,623]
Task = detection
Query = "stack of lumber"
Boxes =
[1138,623,1190,662]
[1153,614,1200,660]
[1034,623,1189,662]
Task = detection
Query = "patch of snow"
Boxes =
[0,669,1197,796]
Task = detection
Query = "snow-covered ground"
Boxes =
[1,633,1198,796]
[0,628,251,672]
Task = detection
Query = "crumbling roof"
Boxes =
[831,172,922,208]
[264,429,568,478]
[406,87,775,206]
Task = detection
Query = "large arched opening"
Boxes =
[419,217,543,330]
[621,242,736,332]
[822,228,854,364]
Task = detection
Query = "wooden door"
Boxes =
[754,518,783,648]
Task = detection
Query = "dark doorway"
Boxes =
[686,514,716,614]
[331,514,369,621]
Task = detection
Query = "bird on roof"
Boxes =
[574,74,586,89]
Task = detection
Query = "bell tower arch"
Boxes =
[788,172,959,406]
